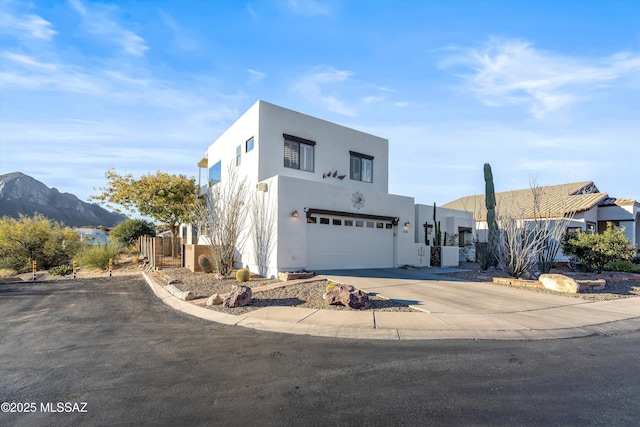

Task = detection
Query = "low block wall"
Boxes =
[441,246,459,267]
[184,245,212,273]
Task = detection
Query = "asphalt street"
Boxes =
[1,277,639,426]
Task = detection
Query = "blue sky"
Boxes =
[1,0,639,207]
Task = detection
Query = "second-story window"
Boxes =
[209,160,221,185]
[236,145,241,166]
[350,151,373,183]
[283,134,315,172]
[246,136,254,152]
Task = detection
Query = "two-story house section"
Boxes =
[199,100,422,277]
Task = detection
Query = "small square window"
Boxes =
[350,151,373,183]
[320,218,330,225]
[284,135,314,172]
[366,221,374,228]
[333,219,342,225]
[385,223,393,229]
[344,220,353,226]
[355,220,364,227]
[246,137,254,152]
[376,222,384,229]
[307,217,317,224]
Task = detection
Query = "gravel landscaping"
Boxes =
[158,267,419,315]
[158,261,640,315]
[439,262,640,302]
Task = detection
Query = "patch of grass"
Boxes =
[79,243,122,270]
[604,260,640,274]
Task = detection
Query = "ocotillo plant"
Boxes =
[484,163,498,268]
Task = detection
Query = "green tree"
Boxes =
[0,214,82,272]
[110,219,156,247]
[562,223,636,273]
[90,168,197,237]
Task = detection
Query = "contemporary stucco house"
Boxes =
[194,101,473,277]
[443,181,640,259]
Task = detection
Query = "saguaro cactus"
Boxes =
[432,202,442,246]
[484,163,498,267]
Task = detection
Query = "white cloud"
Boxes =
[0,1,57,40]
[287,0,331,16]
[1,13,56,40]
[292,67,358,116]
[1,51,57,70]
[247,68,266,84]
[69,0,149,56]
[440,37,640,119]
[158,10,200,52]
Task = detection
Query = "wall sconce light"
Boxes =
[403,221,410,233]
[292,210,299,218]
[425,223,433,234]
[404,221,411,228]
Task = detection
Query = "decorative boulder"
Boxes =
[206,293,223,306]
[539,274,580,293]
[164,284,194,301]
[224,284,252,308]
[325,283,370,309]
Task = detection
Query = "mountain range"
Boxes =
[0,172,127,227]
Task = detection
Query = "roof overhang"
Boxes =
[305,208,399,225]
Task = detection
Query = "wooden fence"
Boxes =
[138,236,182,270]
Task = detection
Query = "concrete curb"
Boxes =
[141,272,640,341]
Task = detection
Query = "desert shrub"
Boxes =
[198,254,213,273]
[131,255,140,264]
[0,268,18,278]
[604,260,640,274]
[631,255,640,265]
[0,255,28,273]
[235,268,251,283]
[0,214,82,272]
[562,223,636,273]
[79,243,121,270]
[110,219,156,246]
[50,265,73,276]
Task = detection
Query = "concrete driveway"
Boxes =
[316,267,585,313]
[316,267,640,335]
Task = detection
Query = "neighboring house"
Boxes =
[75,227,108,245]
[196,100,473,277]
[442,181,640,258]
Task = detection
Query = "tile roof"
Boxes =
[599,197,639,207]
[442,181,609,221]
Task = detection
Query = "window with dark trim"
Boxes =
[246,137,254,152]
[284,134,315,172]
[350,151,373,183]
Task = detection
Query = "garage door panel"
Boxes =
[307,222,394,270]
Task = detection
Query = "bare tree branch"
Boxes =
[250,189,276,278]
[192,164,249,277]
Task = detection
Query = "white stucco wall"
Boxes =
[414,204,474,246]
[256,101,389,193]
[205,102,261,185]
[272,175,415,272]
[597,203,639,248]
